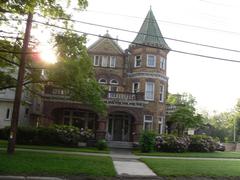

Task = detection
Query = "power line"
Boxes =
[33,19,240,64]
[5,15,240,54]
[80,9,240,36]
[43,15,240,53]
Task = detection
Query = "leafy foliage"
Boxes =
[167,93,203,135]
[139,131,157,152]
[0,125,94,146]
[96,139,108,150]
[47,32,106,113]
[156,135,190,152]
[189,135,218,152]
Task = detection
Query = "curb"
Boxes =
[0,176,65,180]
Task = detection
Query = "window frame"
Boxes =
[110,79,119,85]
[5,108,11,121]
[134,55,141,67]
[93,55,101,66]
[98,78,107,84]
[145,82,155,101]
[110,56,116,68]
[160,57,166,70]
[147,54,156,67]
[158,116,164,134]
[101,56,108,67]
[143,115,153,131]
[159,85,165,102]
[132,82,140,93]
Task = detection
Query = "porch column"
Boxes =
[96,115,107,140]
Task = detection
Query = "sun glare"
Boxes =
[38,45,57,64]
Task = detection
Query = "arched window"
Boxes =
[98,78,107,84]
[110,79,118,85]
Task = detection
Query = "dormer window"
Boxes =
[134,55,141,67]
[98,78,107,84]
[147,54,156,67]
[110,79,118,85]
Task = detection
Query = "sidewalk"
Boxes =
[110,148,157,177]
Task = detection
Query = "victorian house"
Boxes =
[41,9,170,145]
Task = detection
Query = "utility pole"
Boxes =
[7,13,33,154]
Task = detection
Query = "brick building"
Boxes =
[41,9,170,144]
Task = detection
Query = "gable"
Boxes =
[88,34,124,55]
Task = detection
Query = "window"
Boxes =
[101,56,108,67]
[145,82,154,100]
[110,56,116,68]
[94,55,101,66]
[159,116,164,134]
[110,79,118,85]
[132,82,140,93]
[134,55,141,67]
[25,108,29,116]
[160,57,166,70]
[98,78,107,84]
[144,115,153,131]
[147,54,156,67]
[159,85,164,102]
[108,86,118,98]
[5,108,11,120]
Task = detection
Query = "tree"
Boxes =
[48,32,106,113]
[0,0,107,154]
[167,93,203,136]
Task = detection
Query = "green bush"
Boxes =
[0,125,95,147]
[140,131,157,153]
[156,135,190,152]
[189,135,217,152]
[96,139,107,150]
[0,127,10,140]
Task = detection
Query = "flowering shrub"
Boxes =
[188,135,217,152]
[156,135,190,152]
[0,125,95,146]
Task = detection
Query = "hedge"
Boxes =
[0,125,94,147]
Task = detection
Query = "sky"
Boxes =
[35,0,240,113]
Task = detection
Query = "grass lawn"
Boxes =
[0,140,108,154]
[134,150,240,159]
[142,158,240,177]
[0,151,115,177]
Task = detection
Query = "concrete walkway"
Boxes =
[110,148,157,177]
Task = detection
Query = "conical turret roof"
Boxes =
[132,8,170,50]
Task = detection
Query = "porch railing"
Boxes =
[105,91,144,101]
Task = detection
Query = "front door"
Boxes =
[108,113,131,141]
[113,118,123,141]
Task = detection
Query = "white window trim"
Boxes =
[159,85,165,102]
[93,55,100,66]
[110,79,119,85]
[145,82,155,101]
[98,78,107,84]
[160,57,166,70]
[159,116,164,134]
[5,108,11,121]
[147,54,156,67]
[101,56,108,67]
[134,55,141,67]
[110,56,116,68]
[143,115,153,130]
[132,82,140,93]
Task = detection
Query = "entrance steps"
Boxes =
[107,141,133,149]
